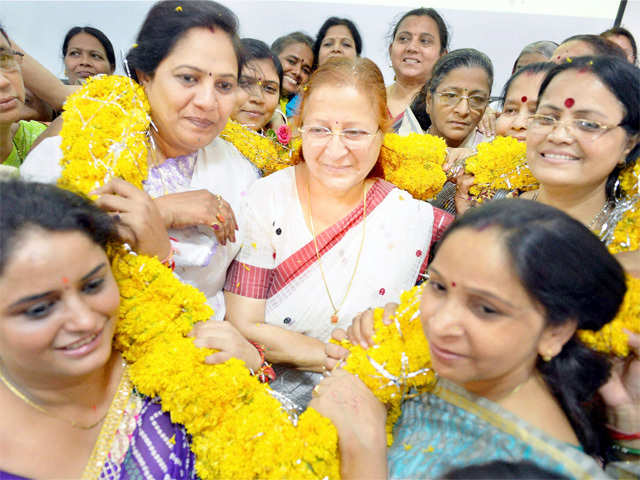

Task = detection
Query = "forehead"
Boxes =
[279,42,313,63]
[506,71,545,99]
[554,40,594,58]
[440,66,489,91]
[241,58,279,81]
[162,27,237,72]
[324,25,354,41]
[303,84,375,119]
[396,15,439,37]
[540,69,622,114]
[68,32,106,51]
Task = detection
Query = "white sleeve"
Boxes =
[20,136,63,184]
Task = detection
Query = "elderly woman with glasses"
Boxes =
[223,57,453,408]
[0,27,46,170]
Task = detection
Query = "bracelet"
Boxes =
[612,443,640,456]
[160,240,177,271]
[249,341,276,383]
[608,426,640,441]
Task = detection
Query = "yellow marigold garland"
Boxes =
[379,133,448,200]
[58,74,439,478]
[219,120,301,175]
[465,136,538,199]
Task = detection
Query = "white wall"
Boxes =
[2,0,627,94]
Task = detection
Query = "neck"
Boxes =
[0,352,122,411]
[0,122,14,162]
[390,76,425,98]
[149,130,191,165]
[463,362,535,403]
[536,182,608,227]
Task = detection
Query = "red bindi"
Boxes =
[520,96,527,103]
[62,277,69,284]
[564,98,575,108]
[451,282,456,287]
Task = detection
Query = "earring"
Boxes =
[542,352,553,362]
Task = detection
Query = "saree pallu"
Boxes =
[388,379,610,480]
[225,167,453,407]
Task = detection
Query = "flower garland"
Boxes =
[59,75,438,479]
[465,136,538,199]
[219,119,301,175]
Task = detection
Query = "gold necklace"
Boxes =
[307,179,367,324]
[530,189,610,231]
[0,362,122,430]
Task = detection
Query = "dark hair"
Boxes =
[410,48,493,131]
[601,26,637,63]
[435,199,626,457]
[512,40,558,72]
[0,25,10,45]
[313,17,362,69]
[271,31,314,56]
[390,8,449,54]
[442,460,570,479]
[0,181,118,275]
[125,0,243,83]
[500,61,554,108]
[62,26,116,72]
[240,38,283,88]
[560,34,627,60]
[537,56,640,200]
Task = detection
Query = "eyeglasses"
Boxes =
[0,48,24,72]
[434,91,489,111]
[528,114,622,140]
[299,125,380,147]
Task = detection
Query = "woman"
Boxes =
[0,26,46,168]
[386,8,449,133]
[315,199,627,479]
[62,26,115,85]
[271,31,314,120]
[601,27,637,64]
[495,62,554,141]
[511,40,557,72]
[313,17,362,68]
[223,57,453,407]
[21,0,261,320]
[553,34,627,64]
[231,38,282,132]
[0,181,261,478]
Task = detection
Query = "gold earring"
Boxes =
[542,352,553,362]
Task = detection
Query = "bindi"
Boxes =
[564,98,575,108]
[520,96,527,103]
[451,282,457,287]
[62,277,70,288]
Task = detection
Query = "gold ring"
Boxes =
[312,384,321,396]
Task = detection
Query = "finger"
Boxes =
[93,193,135,214]
[205,351,231,365]
[114,223,137,247]
[229,205,239,231]
[90,177,140,199]
[325,356,340,371]
[625,331,640,353]
[331,328,347,342]
[326,342,349,361]
[350,313,368,349]
[361,309,376,347]
[382,303,398,325]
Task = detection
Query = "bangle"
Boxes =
[612,443,640,456]
[249,341,276,383]
[160,237,178,271]
[608,426,640,441]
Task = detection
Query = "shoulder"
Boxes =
[246,166,295,203]
[17,120,48,138]
[20,136,63,183]
[200,137,261,178]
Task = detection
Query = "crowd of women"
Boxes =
[0,1,639,478]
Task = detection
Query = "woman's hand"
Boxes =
[325,304,399,370]
[599,331,640,440]
[91,178,171,259]
[453,173,476,215]
[191,320,262,371]
[153,190,238,245]
[309,369,388,479]
[443,147,475,179]
[477,105,496,137]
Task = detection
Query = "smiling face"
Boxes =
[496,71,546,142]
[390,15,443,84]
[139,27,238,159]
[317,25,357,66]
[427,66,490,147]
[526,70,633,195]
[64,32,113,85]
[232,58,280,131]
[0,35,25,126]
[300,84,382,194]
[420,227,565,397]
[0,229,119,384]
[277,42,313,96]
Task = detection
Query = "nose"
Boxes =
[407,38,420,52]
[513,111,528,130]
[80,52,92,66]
[63,293,102,332]
[547,120,574,143]
[453,97,471,116]
[193,83,218,111]
[324,131,349,154]
[291,63,302,79]
[0,71,11,88]
[426,298,465,339]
